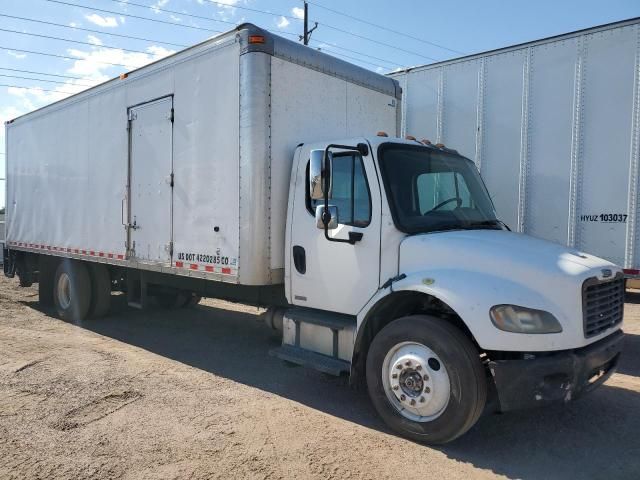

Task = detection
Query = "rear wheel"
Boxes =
[53,260,92,322]
[366,315,487,444]
[88,263,111,318]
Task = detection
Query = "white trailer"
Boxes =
[3,24,625,444]
[391,17,640,275]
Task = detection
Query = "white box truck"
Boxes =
[391,17,640,276]
[3,24,625,444]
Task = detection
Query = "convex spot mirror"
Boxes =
[315,205,338,230]
[309,149,333,201]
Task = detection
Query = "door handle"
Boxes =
[293,245,306,274]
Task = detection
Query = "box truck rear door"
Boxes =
[127,96,174,264]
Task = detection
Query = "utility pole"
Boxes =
[301,1,318,46]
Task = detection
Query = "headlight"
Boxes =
[490,305,562,334]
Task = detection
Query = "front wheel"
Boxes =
[366,315,487,444]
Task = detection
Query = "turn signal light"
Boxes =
[377,131,389,137]
[249,35,265,44]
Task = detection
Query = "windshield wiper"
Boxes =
[464,219,511,231]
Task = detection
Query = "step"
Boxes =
[270,345,351,376]
[285,308,356,331]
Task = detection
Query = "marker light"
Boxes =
[421,139,432,145]
[249,35,265,44]
[435,143,445,148]
[405,135,416,141]
[119,73,128,80]
[377,131,389,137]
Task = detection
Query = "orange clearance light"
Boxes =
[435,143,445,148]
[405,135,416,141]
[248,35,265,44]
[377,131,389,137]
[421,139,432,145]
[119,73,128,80]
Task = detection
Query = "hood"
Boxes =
[399,230,619,284]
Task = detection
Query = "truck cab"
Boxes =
[278,135,624,443]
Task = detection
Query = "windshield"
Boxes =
[378,144,498,234]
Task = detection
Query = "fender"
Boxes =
[356,268,586,354]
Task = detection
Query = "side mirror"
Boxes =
[309,149,332,201]
[315,205,338,230]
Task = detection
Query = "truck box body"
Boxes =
[4,24,400,286]
[390,18,640,271]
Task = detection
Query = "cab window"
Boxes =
[307,153,371,227]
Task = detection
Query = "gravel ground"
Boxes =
[0,274,639,480]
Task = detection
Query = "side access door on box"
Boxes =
[126,96,174,264]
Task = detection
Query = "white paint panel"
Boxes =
[441,60,480,159]
[404,69,439,142]
[129,97,173,263]
[6,39,241,273]
[270,58,397,271]
[482,51,526,229]
[172,45,240,272]
[577,26,638,265]
[526,38,578,244]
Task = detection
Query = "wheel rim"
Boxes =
[56,272,72,310]
[382,341,450,422]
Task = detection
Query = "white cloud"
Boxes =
[170,14,182,22]
[87,35,103,46]
[69,22,78,28]
[151,0,170,13]
[292,7,304,19]
[277,16,290,29]
[7,51,26,59]
[85,14,119,28]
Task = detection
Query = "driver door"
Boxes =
[289,145,382,315]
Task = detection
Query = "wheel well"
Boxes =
[351,291,478,386]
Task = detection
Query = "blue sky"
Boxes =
[1,0,639,208]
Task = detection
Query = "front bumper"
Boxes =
[489,329,623,412]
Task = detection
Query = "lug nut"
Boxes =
[425,387,431,393]
[392,385,399,391]
[396,364,402,370]
[419,397,426,403]
[423,374,429,381]
[410,399,416,406]
[392,373,398,379]
[400,394,406,401]
[405,360,412,367]
[416,365,422,371]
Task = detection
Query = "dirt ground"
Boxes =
[0,275,639,480]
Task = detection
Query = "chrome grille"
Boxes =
[582,275,624,338]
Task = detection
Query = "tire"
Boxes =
[53,260,92,322]
[38,257,56,307]
[366,315,487,444]
[88,263,111,318]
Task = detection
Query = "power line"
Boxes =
[0,13,188,48]
[0,83,78,95]
[307,1,464,56]
[0,27,155,55]
[0,67,92,81]
[201,0,300,22]
[318,22,439,62]
[311,38,404,68]
[313,48,390,71]
[0,73,95,87]
[107,0,236,27]
[0,46,135,67]
[44,0,222,33]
